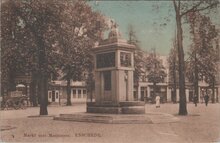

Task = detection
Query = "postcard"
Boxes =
[1,0,220,142]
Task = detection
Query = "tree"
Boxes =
[188,12,218,102]
[197,17,218,104]
[186,12,218,103]
[172,0,219,115]
[145,49,166,101]
[167,37,178,103]
[186,11,201,104]
[1,1,56,115]
[1,0,83,114]
[57,1,107,106]
[1,0,31,96]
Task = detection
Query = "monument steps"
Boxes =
[54,113,153,124]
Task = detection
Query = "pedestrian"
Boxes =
[193,96,198,107]
[204,94,209,106]
[155,95,160,108]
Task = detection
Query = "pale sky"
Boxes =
[89,1,220,56]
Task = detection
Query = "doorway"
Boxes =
[52,91,55,102]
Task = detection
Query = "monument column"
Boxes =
[167,87,171,102]
[137,85,141,100]
[186,88,189,102]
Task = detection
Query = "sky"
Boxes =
[89,1,220,56]
[89,1,178,55]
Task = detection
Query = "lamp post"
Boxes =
[124,71,128,101]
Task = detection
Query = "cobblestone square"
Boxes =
[1,103,219,143]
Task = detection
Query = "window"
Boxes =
[141,91,145,101]
[104,71,111,90]
[83,90,86,94]
[83,90,87,98]
[96,52,115,68]
[49,92,52,99]
[133,91,138,101]
[73,89,76,98]
[120,52,131,67]
[56,92,59,99]
[78,90,81,98]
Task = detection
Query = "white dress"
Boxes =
[156,96,160,107]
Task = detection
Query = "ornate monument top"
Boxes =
[97,19,129,46]
[108,20,121,40]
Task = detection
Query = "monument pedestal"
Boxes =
[87,101,145,114]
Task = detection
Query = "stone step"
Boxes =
[54,113,153,124]
[54,116,112,123]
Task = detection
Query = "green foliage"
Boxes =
[167,39,179,84]
[172,0,219,115]
[1,0,65,79]
[1,0,107,110]
[1,0,107,84]
[186,12,219,85]
[54,1,108,105]
[167,44,178,102]
[145,50,166,84]
[56,0,107,82]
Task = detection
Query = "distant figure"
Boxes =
[156,95,160,108]
[193,96,198,107]
[204,94,209,106]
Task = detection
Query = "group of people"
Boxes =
[193,93,209,107]
[154,93,210,108]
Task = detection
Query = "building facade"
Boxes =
[135,51,220,103]
[48,80,87,105]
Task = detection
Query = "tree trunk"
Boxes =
[173,80,177,103]
[32,80,38,107]
[8,70,16,91]
[66,78,72,106]
[211,77,215,103]
[36,34,48,115]
[194,52,199,103]
[30,73,38,107]
[39,74,48,115]
[192,17,199,104]
[175,6,187,115]
[37,80,40,105]
[173,55,177,103]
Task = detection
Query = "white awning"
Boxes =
[16,84,25,88]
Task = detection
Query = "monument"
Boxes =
[54,24,177,124]
[87,23,145,114]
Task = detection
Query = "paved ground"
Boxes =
[0,103,220,143]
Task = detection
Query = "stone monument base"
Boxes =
[54,113,152,124]
[86,101,145,114]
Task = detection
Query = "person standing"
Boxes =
[204,93,209,106]
[156,95,160,108]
